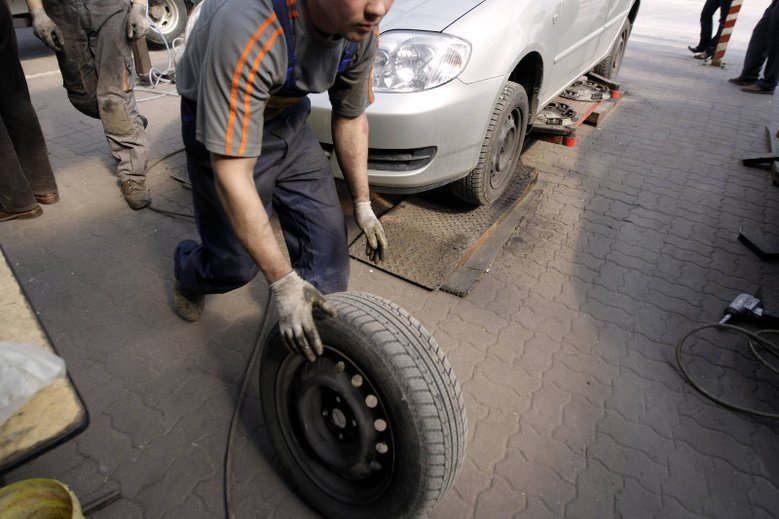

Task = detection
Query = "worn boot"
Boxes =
[173,280,205,322]
[121,179,151,210]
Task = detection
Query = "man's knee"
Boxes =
[99,95,137,136]
[67,90,100,119]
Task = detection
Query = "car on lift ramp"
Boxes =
[308,0,641,206]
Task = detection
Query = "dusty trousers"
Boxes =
[42,0,148,182]
[0,0,58,213]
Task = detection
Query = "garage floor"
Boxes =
[2,1,779,517]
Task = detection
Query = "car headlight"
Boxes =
[373,31,472,93]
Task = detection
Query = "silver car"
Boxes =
[309,0,640,205]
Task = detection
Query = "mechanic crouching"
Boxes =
[172,0,392,361]
[25,0,152,209]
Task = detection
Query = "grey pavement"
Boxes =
[2,1,779,517]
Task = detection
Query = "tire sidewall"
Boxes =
[259,311,427,518]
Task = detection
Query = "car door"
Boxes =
[597,0,633,61]
[549,0,609,94]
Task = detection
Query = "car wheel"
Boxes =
[259,292,467,519]
[594,19,632,79]
[146,0,188,48]
[452,81,529,206]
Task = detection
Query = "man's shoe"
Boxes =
[741,83,775,95]
[729,77,755,86]
[694,51,711,60]
[688,45,703,53]
[0,205,43,222]
[35,192,59,205]
[121,179,151,210]
[173,281,205,322]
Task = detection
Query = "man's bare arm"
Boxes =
[332,113,387,262]
[211,153,292,283]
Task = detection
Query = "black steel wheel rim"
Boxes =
[491,107,523,191]
[274,346,395,504]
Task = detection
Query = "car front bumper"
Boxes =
[308,75,504,193]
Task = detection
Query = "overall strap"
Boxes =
[339,41,359,74]
[271,0,299,95]
[271,0,361,97]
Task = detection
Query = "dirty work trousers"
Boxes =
[175,96,350,296]
[0,1,58,213]
[740,0,779,89]
[696,0,733,54]
[42,0,148,182]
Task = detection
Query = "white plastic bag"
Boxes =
[0,341,66,426]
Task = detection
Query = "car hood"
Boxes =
[380,0,485,32]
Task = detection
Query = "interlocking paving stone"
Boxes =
[2,4,779,518]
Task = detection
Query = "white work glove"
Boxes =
[354,200,387,263]
[29,7,64,52]
[270,271,336,363]
[126,2,150,41]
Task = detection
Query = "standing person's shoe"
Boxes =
[121,179,151,210]
[688,45,704,53]
[694,51,711,60]
[0,205,43,222]
[741,84,775,95]
[34,192,59,205]
[173,281,205,322]
[729,77,756,86]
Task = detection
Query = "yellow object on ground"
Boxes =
[0,478,83,519]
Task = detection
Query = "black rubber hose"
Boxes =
[676,323,779,419]
[223,291,276,519]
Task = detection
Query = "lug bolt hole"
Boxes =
[365,395,378,409]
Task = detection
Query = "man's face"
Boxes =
[309,0,394,41]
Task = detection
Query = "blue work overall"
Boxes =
[174,1,358,296]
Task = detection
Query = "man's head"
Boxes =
[307,0,394,41]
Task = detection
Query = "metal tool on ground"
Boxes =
[719,293,779,324]
[676,293,779,419]
[738,226,779,260]
[741,126,779,186]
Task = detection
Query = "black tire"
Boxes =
[146,0,188,48]
[260,292,467,519]
[594,19,632,79]
[451,81,529,206]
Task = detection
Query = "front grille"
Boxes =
[320,144,437,172]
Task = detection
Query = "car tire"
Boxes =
[146,0,188,48]
[259,292,467,519]
[452,81,529,206]
[594,19,632,79]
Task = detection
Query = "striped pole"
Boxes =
[711,0,744,66]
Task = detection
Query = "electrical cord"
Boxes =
[222,292,276,519]
[676,323,779,419]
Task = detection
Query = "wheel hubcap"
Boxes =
[149,2,178,32]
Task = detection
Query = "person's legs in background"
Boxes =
[691,0,721,52]
[703,0,734,56]
[0,0,57,221]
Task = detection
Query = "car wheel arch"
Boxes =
[508,51,544,121]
